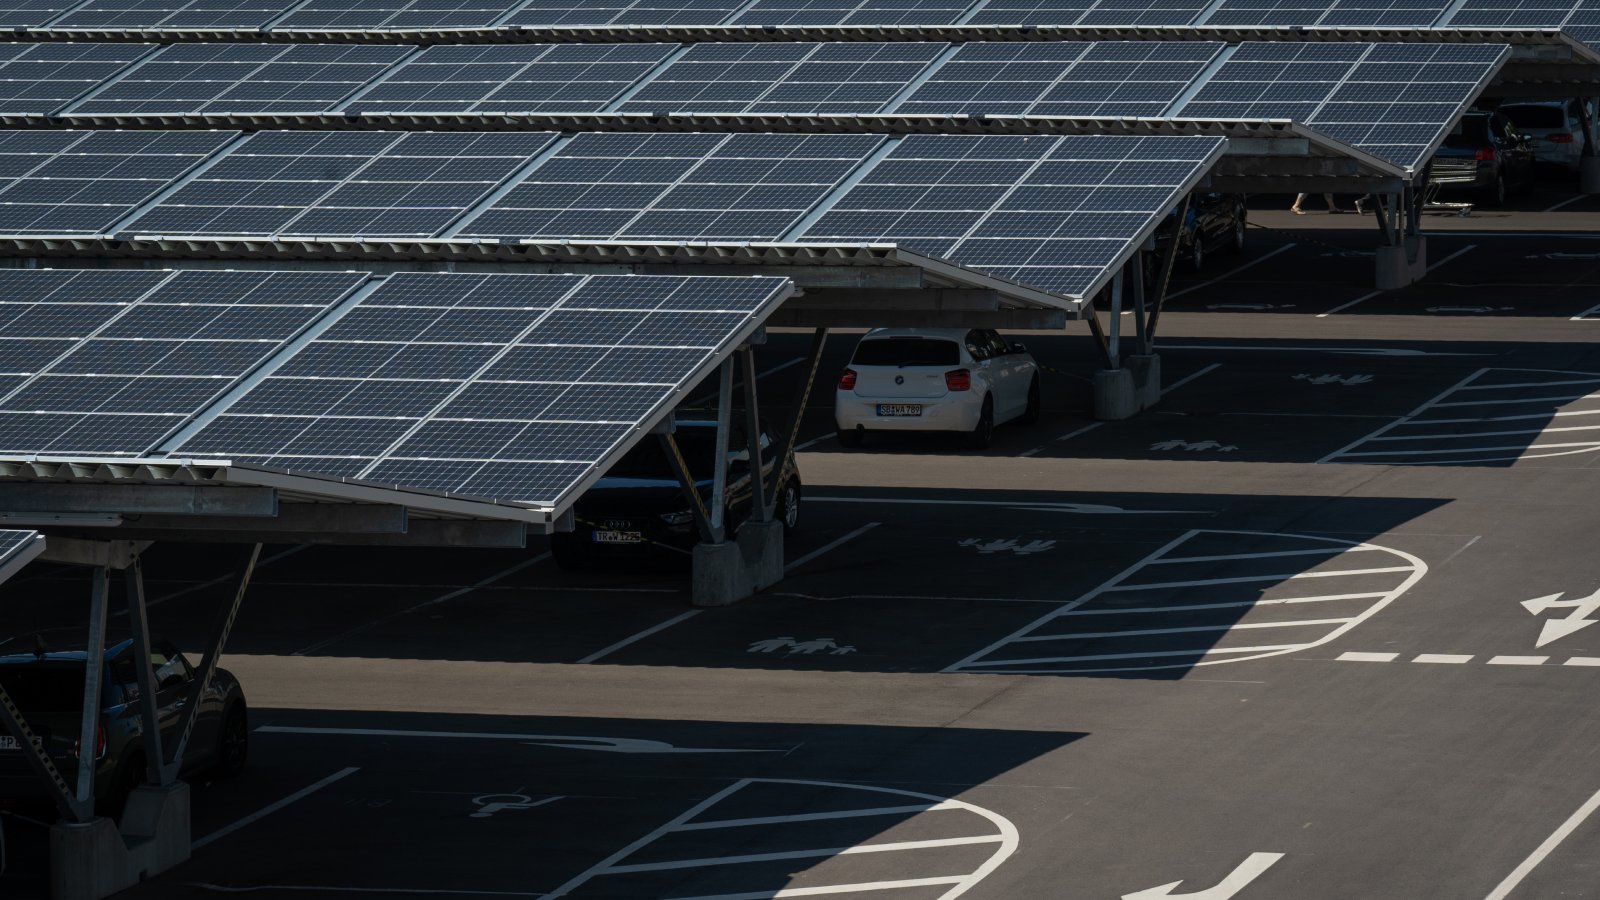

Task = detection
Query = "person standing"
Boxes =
[1291,193,1347,214]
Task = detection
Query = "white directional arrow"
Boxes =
[1521,588,1600,648]
[1123,853,1284,900]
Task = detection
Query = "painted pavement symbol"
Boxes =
[1124,852,1285,900]
[1338,652,1600,667]
[1522,586,1600,647]
[1150,439,1239,452]
[958,538,1057,556]
[1292,373,1373,386]
[747,637,857,655]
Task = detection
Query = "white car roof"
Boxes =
[860,328,975,341]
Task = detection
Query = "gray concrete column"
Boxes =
[1093,367,1138,421]
[690,518,784,607]
[1127,353,1162,410]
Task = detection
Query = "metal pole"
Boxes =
[708,360,733,543]
[1144,193,1190,346]
[1107,266,1124,364]
[739,347,768,523]
[0,683,85,822]
[124,557,166,785]
[766,327,826,520]
[1082,289,1114,370]
[659,433,714,544]
[1132,256,1149,355]
[75,566,109,807]
[165,544,258,781]
[1371,194,1396,246]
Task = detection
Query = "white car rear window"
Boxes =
[852,338,961,367]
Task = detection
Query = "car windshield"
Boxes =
[852,338,961,367]
[1443,116,1493,148]
[1501,105,1565,129]
[0,664,87,712]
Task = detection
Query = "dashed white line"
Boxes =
[1488,655,1550,666]
[1565,657,1600,667]
[576,610,703,665]
[1414,654,1474,664]
[1338,651,1400,662]
[194,767,359,850]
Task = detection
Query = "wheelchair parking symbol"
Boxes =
[470,793,562,818]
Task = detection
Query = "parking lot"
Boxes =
[5,187,1600,898]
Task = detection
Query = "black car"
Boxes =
[1427,111,1536,206]
[552,416,801,570]
[1151,192,1248,274]
[0,637,248,820]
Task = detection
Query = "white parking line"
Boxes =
[1167,243,1297,300]
[1488,656,1550,666]
[1542,193,1590,212]
[291,553,550,656]
[785,522,881,573]
[1018,618,1351,642]
[675,802,960,832]
[1154,546,1370,564]
[1414,654,1474,664]
[194,767,359,850]
[1485,784,1600,900]
[1337,651,1399,662]
[1107,566,1416,592]
[1367,423,1600,442]
[1315,245,1477,318]
[674,877,968,900]
[795,433,836,451]
[1431,391,1600,407]
[1058,593,1389,616]
[1019,421,1102,458]
[192,885,542,897]
[1459,376,1600,391]
[576,610,703,665]
[602,835,1003,875]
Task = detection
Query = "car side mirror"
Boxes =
[1010,342,1027,353]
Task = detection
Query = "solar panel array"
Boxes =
[502,0,741,26]
[124,130,557,237]
[176,272,789,505]
[346,43,673,115]
[0,42,153,115]
[0,529,40,572]
[895,40,1225,117]
[966,0,1211,25]
[67,43,415,116]
[1173,41,1509,169]
[1201,0,1453,26]
[728,0,979,25]
[48,0,300,28]
[0,268,367,456]
[0,129,237,234]
[797,133,1224,295]
[456,131,885,241]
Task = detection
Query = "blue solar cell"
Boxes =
[348,43,674,115]
[503,0,741,26]
[0,43,157,116]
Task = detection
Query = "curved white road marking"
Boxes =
[543,778,1019,900]
[946,530,1427,675]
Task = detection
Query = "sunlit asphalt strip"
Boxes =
[193,767,359,850]
[290,552,551,656]
[256,725,787,754]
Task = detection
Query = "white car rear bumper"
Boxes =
[834,390,984,433]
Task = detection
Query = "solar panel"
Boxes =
[68,43,415,115]
[0,0,89,28]
[124,130,557,238]
[0,43,155,116]
[0,530,39,576]
[727,0,976,26]
[897,41,1224,118]
[799,133,1223,297]
[456,131,885,241]
[0,129,237,235]
[1439,0,1580,26]
[48,0,298,28]
[616,42,947,116]
[0,269,367,456]
[174,272,791,507]
[1174,42,1509,170]
[503,0,741,26]
[273,0,524,29]
[966,0,1209,26]
[347,43,674,115]
[1203,0,1449,26]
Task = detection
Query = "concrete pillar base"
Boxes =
[1126,353,1162,409]
[1582,156,1600,194]
[1093,367,1138,421]
[1375,236,1426,290]
[691,518,785,607]
[51,782,191,900]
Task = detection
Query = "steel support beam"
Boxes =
[0,485,277,516]
[121,504,406,534]
[92,519,528,548]
[0,682,85,822]
[659,433,714,545]
[739,348,768,525]
[163,544,257,783]
[35,537,148,570]
[123,558,166,786]
[76,566,109,807]
[1107,266,1124,363]
[766,328,826,521]
[787,288,1000,310]
[1082,288,1115,370]
[1132,254,1150,355]
[1143,193,1189,347]
[765,307,1068,329]
[707,360,733,543]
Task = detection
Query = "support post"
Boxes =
[1580,96,1600,194]
[1143,192,1190,348]
[739,347,768,524]
[708,361,733,544]
[1132,254,1150,356]
[123,558,166,786]
[163,544,257,783]
[659,433,713,544]
[76,567,109,808]
[1107,266,1124,363]
[765,327,826,521]
[1082,286,1115,370]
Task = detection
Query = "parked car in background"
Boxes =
[1498,99,1594,172]
[1150,192,1248,274]
[1427,111,1536,205]
[835,328,1040,449]
[552,414,800,570]
[0,637,247,821]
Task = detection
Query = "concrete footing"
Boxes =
[1582,157,1600,194]
[1375,235,1427,290]
[1126,353,1162,409]
[50,782,191,900]
[691,518,784,607]
[1096,355,1164,420]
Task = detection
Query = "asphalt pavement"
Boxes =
[4,186,1600,899]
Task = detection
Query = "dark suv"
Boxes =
[0,637,248,819]
[1427,111,1536,205]
[552,416,801,570]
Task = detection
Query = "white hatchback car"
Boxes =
[1499,99,1595,171]
[834,328,1041,449]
